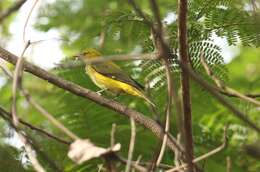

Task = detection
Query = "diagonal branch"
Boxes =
[0,106,71,145]
[0,46,183,154]
[178,62,260,132]
[200,53,260,106]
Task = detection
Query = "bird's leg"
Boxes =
[112,92,121,100]
[96,89,107,95]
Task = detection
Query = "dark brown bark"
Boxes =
[178,0,194,171]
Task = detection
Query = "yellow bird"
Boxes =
[78,49,155,107]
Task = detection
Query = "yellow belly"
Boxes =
[86,66,143,97]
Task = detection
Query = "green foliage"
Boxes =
[0,0,260,171]
[0,143,29,172]
[0,0,18,38]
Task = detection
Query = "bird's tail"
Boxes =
[141,94,156,107]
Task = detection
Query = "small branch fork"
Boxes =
[179,62,260,132]
[10,40,45,172]
[166,125,228,172]
[200,52,260,107]
[129,0,192,170]
[0,106,70,145]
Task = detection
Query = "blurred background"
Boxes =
[0,0,259,171]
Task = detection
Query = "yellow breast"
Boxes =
[86,65,144,97]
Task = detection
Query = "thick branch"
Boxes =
[0,46,182,153]
[178,0,194,171]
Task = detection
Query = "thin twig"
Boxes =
[148,0,172,167]
[226,156,231,172]
[0,64,72,145]
[0,60,13,77]
[166,125,228,172]
[12,40,30,126]
[220,91,260,99]
[23,0,39,42]
[0,106,71,145]
[117,156,147,172]
[250,0,258,14]
[19,133,46,172]
[200,53,260,106]
[0,0,27,23]
[174,133,183,170]
[99,31,106,49]
[21,88,80,140]
[125,118,136,172]
[127,0,153,28]
[55,53,157,70]
[133,155,143,172]
[0,46,183,153]
[110,123,117,147]
[0,107,45,172]
[179,62,260,132]
[78,52,158,64]
[178,0,194,171]
[29,137,63,172]
[156,110,170,166]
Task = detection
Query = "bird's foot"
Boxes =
[96,89,107,95]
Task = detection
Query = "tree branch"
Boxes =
[200,53,260,106]
[0,106,71,145]
[178,62,260,132]
[0,46,182,154]
[0,107,45,172]
[12,41,30,126]
[149,0,173,168]
[125,118,136,172]
[178,0,194,171]
[166,125,228,172]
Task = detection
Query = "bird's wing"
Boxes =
[91,62,145,90]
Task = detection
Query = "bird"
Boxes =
[77,48,155,107]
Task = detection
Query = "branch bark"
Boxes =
[0,46,182,154]
[178,0,194,171]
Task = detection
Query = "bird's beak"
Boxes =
[72,53,84,60]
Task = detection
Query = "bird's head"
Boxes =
[73,48,101,60]
[80,48,101,60]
